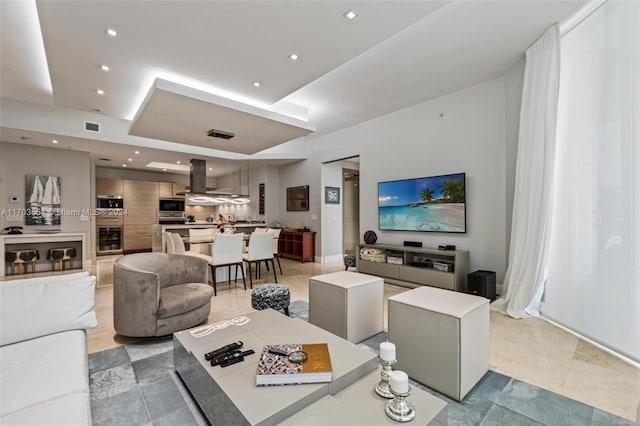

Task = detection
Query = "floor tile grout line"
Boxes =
[170,371,208,426]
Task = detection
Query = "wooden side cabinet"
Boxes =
[278,230,315,263]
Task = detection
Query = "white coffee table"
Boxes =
[278,371,448,425]
[174,309,379,425]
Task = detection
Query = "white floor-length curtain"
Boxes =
[491,24,560,319]
[542,0,640,362]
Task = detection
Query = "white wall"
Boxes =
[0,141,93,259]
[504,59,525,257]
[320,161,345,261]
[280,76,518,282]
[278,159,319,231]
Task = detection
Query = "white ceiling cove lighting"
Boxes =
[129,78,315,155]
[343,9,357,20]
[145,161,190,172]
[105,28,117,37]
[2,0,53,100]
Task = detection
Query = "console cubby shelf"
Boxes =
[356,243,469,292]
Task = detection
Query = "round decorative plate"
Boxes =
[364,230,377,244]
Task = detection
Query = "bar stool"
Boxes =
[47,247,77,271]
[5,249,40,275]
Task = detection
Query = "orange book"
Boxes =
[256,343,333,386]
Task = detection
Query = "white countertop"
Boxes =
[1,231,86,238]
[156,223,266,229]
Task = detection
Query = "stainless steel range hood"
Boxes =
[190,159,207,194]
[179,159,250,204]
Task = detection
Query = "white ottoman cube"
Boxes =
[388,286,489,401]
[309,271,383,343]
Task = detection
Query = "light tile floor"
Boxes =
[4,255,638,421]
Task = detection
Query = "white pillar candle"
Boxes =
[389,370,409,394]
[379,342,396,361]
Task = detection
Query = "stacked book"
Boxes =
[256,343,332,386]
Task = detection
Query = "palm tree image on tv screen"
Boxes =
[378,173,466,233]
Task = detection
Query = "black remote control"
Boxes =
[210,350,241,366]
[212,349,256,367]
[267,347,289,356]
[220,356,245,368]
[204,341,243,361]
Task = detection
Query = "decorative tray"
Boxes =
[37,228,62,234]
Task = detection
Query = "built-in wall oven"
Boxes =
[97,196,124,209]
[159,198,185,224]
[96,195,124,255]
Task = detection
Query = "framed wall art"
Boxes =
[287,185,309,211]
[325,186,340,204]
[25,175,61,225]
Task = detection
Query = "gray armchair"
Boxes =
[113,253,213,337]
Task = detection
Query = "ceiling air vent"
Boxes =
[206,129,234,140]
[84,121,100,133]
[98,158,111,161]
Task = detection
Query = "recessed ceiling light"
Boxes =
[343,9,357,20]
[96,89,105,95]
[128,158,132,162]
[163,168,167,172]
[100,64,110,72]
[288,53,299,61]
[209,167,212,171]
[122,164,127,167]
[253,82,261,87]
[134,150,140,154]
[52,139,58,144]
[106,28,118,37]
[176,160,181,164]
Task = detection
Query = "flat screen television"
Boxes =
[378,172,466,233]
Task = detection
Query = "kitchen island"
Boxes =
[151,222,267,252]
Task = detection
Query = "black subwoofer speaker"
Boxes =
[467,270,496,300]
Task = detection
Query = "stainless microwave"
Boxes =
[97,197,124,209]
[159,198,185,212]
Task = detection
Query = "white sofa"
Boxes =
[0,272,97,425]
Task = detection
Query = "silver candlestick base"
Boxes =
[374,356,397,399]
[385,386,416,422]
